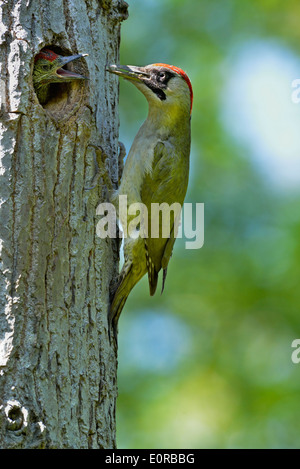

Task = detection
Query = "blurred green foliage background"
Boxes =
[116,0,300,448]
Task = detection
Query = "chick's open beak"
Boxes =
[56,53,88,80]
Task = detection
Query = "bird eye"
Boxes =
[157,71,166,81]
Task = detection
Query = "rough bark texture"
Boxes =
[0,0,127,449]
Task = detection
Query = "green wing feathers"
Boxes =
[140,141,189,295]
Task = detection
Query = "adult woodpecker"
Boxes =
[107,63,193,337]
[33,49,87,104]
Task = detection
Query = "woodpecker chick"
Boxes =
[33,49,87,104]
[107,63,193,337]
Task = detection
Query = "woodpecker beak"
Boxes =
[106,64,150,83]
[55,53,88,80]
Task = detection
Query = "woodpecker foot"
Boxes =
[84,144,111,191]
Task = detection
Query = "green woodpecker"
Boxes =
[33,49,87,104]
[107,63,193,336]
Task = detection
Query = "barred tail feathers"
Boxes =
[144,240,159,296]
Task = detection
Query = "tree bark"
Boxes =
[0,0,127,449]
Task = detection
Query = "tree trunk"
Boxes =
[0,0,127,449]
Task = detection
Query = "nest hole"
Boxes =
[33,45,88,122]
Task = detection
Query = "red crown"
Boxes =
[34,49,59,63]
